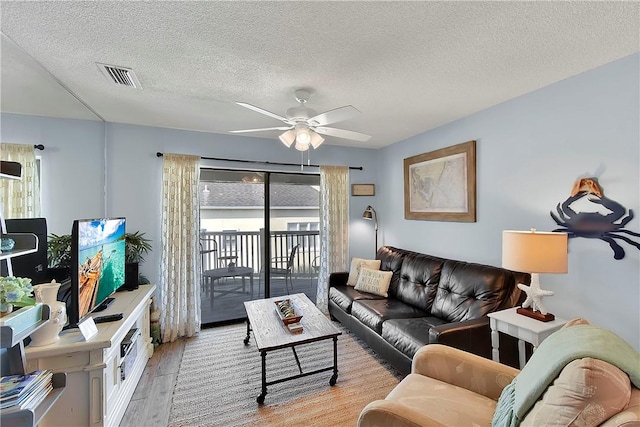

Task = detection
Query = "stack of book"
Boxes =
[287,322,303,333]
[0,370,53,414]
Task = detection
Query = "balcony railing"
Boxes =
[200,230,320,277]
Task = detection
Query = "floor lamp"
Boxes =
[362,205,378,255]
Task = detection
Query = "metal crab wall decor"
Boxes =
[550,178,640,260]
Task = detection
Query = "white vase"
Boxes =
[30,280,67,347]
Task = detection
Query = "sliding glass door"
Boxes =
[267,173,320,300]
[199,169,320,325]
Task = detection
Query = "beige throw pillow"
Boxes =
[354,268,392,297]
[521,357,632,427]
[346,257,381,286]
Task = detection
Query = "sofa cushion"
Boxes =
[375,246,410,294]
[394,252,445,311]
[351,299,427,334]
[346,257,381,286]
[329,284,384,313]
[382,317,447,359]
[431,259,520,322]
[521,357,632,427]
[383,373,498,426]
[354,268,393,297]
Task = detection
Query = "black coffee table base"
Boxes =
[244,320,339,405]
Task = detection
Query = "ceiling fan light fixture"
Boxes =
[294,140,310,151]
[295,124,311,145]
[279,129,296,147]
[309,131,325,149]
[233,90,371,147]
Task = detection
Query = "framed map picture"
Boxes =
[404,140,476,222]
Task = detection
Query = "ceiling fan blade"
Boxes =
[235,102,290,123]
[309,105,360,126]
[229,126,292,133]
[315,126,371,142]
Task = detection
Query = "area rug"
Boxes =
[168,322,402,426]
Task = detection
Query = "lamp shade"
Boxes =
[294,140,310,151]
[295,123,311,145]
[309,131,325,149]
[363,206,373,220]
[279,129,296,147]
[502,230,568,273]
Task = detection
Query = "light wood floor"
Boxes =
[120,276,317,426]
[120,338,187,427]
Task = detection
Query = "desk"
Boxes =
[488,307,567,368]
[203,267,254,306]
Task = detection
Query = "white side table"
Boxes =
[488,307,568,369]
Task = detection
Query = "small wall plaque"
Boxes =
[352,184,375,196]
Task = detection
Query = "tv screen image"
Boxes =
[74,218,126,321]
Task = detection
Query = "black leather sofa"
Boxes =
[328,246,530,375]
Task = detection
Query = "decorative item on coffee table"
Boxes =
[274,299,302,325]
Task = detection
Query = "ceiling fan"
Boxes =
[229,89,371,151]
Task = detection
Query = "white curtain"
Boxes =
[0,143,41,219]
[316,166,350,313]
[159,154,201,343]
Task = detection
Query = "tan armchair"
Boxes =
[358,344,640,427]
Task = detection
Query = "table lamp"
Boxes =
[362,205,378,255]
[502,229,568,322]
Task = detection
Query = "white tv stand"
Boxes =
[24,284,156,427]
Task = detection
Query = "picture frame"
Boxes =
[351,184,375,196]
[404,140,476,222]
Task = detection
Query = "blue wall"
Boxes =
[104,123,379,289]
[0,114,105,233]
[1,53,638,348]
[0,113,379,285]
[376,53,639,348]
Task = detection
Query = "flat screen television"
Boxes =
[68,217,126,327]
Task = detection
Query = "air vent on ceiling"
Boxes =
[97,63,142,89]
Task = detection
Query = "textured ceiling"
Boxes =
[1,1,638,149]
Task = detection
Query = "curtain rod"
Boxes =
[155,152,363,170]
[34,144,44,150]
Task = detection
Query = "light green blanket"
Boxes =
[492,324,640,427]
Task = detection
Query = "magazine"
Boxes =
[1,384,53,413]
[0,370,52,409]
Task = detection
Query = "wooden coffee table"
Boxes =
[243,293,342,404]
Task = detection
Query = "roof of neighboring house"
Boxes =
[200,182,319,208]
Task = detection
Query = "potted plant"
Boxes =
[47,233,72,281]
[0,276,35,316]
[123,231,152,289]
